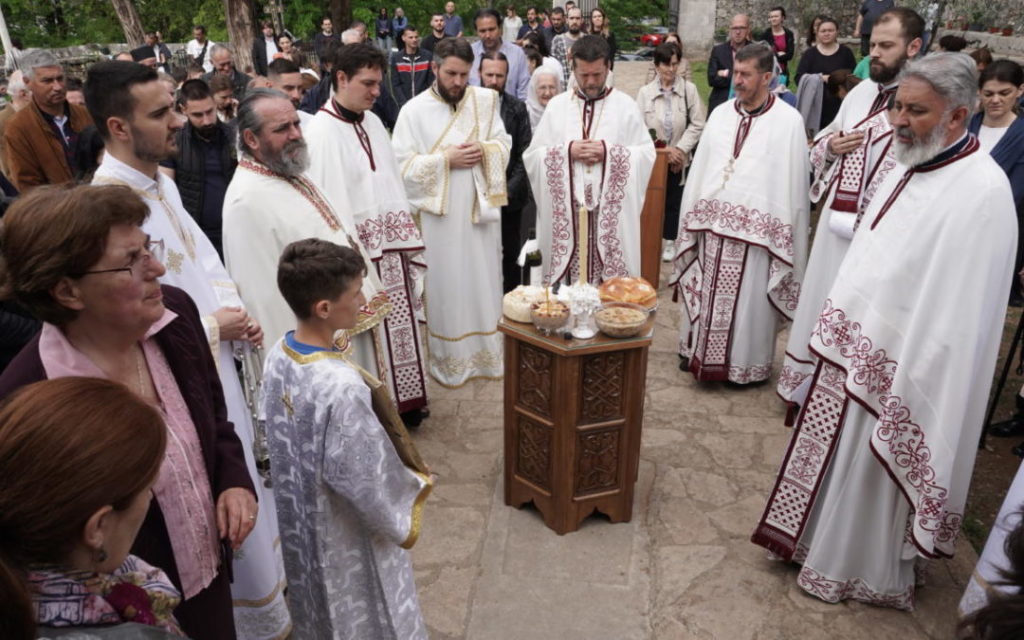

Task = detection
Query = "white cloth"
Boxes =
[261,338,432,639]
[960,460,1024,617]
[978,123,1010,153]
[304,103,429,412]
[186,38,215,73]
[264,37,278,63]
[92,154,291,640]
[503,15,523,43]
[392,86,510,388]
[670,96,809,383]
[523,87,655,285]
[753,136,1017,608]
[221,159,390,373]
[779,79,899,408]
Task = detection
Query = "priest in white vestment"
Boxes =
[392,38,511,388]
[670,43,809,384]
[753,53,1017,610]
[305,43,430,418]
[87,63,290,639]
[524,34,655,285]
[779,10,923,413]
[261,239,431,640]
[222,90,391,381]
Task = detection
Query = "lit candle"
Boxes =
[578,205,588,285]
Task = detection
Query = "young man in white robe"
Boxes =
[261,238,432,640]
[670,43,809,385]
[752,53,1017,610]
[221,89,391,385]
[523,34,655,286]
[392,37,511,388]
[778,9,923,414]
[85,61,291,640]
[304,43,430,422]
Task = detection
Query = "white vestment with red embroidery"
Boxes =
[392,86,511,388]
[523,88,655,285]
[670,95,809,384]
[221,159,392,376]
[779,79,899,411]
[304,103,429,413]
[753,135,1017,609]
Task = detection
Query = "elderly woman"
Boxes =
[526,66,563,131]
[0,184,256,640]
[0,377,178,639]
[636,42,706,261]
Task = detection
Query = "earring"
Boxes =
[96,547,108,563]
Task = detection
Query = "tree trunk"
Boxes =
[223,0,256,74]
[109,0,145,47]
[331,0,352,30]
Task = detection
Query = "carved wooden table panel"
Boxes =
[498,317,652,535]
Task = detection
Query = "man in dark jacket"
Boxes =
[251,21,279,77]
[161,79,237,257]
[203,44,252,100]
[480,51,532,292]
[707,14,752,112]
[390,25,433,107]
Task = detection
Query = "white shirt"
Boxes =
[979,123,1010,153]
[264,37,279,63]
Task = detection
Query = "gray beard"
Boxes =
[262,139,310,177]
[892,117,949,167]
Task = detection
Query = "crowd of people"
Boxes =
[0,2,1022,639]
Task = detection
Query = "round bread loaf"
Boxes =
[598,277,657,309]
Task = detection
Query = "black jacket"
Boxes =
[168,121,237,243]
[390,48,434,107]
[251,35,277,77]
[758,27,795,79]
[707,41,747,113]
[498,92,532,211]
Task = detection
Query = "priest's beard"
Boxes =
[869,54,907,84]
[262,138,310,177]
[893,115,949,167]
[436,80,466,106]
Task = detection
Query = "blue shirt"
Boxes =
[468,40,531,101]
[444,13,463,36]
[285,331,334,355]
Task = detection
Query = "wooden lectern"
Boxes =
[639,148,670,288]
[498,316,653,535]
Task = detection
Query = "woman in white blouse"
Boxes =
[635,42,706,261]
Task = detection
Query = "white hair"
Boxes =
[7,70,26,95]
[341,28,361,44]
[20,49,61,79]
[898,52,978,115]
[209,43,231,59]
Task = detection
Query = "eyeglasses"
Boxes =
[80,237,165,278]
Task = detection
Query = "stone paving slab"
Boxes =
[409,262,976,639]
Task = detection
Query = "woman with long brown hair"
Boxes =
[0,377,174,639]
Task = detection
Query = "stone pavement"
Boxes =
[405,63,974,639]
[408,264,976,640]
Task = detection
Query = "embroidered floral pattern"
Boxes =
[777,363,810,396]
[357,210,422,256]
[685,198,795,260]
[596,144,631,280]
[797,566,915,611]
[544,146,572,284]
[727,364,772,384]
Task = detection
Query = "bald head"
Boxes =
[729,14,751,47]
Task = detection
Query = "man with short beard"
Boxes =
[160,79,237,257]
[85,60,291,640]
[468,8,530,100]
[524,35,655,287]
[421,13,448,53]
[753,51,1017,610]
[778,8,923,413]
[222,89,387,363]
[550,6,584,87]
[392,37,511,388]
[266,58,312,126]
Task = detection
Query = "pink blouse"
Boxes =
[39,312,220,598]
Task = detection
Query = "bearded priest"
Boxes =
[670,42,809,385]
[523,34,655,286]
[753,53,1016,610]
[778,9,923,414]
[392,37,511,388]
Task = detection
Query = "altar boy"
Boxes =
[260,238,433,639]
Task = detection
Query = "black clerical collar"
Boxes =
[574,87,611,103]
[915,132,977,172]
[332,99,364,123]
